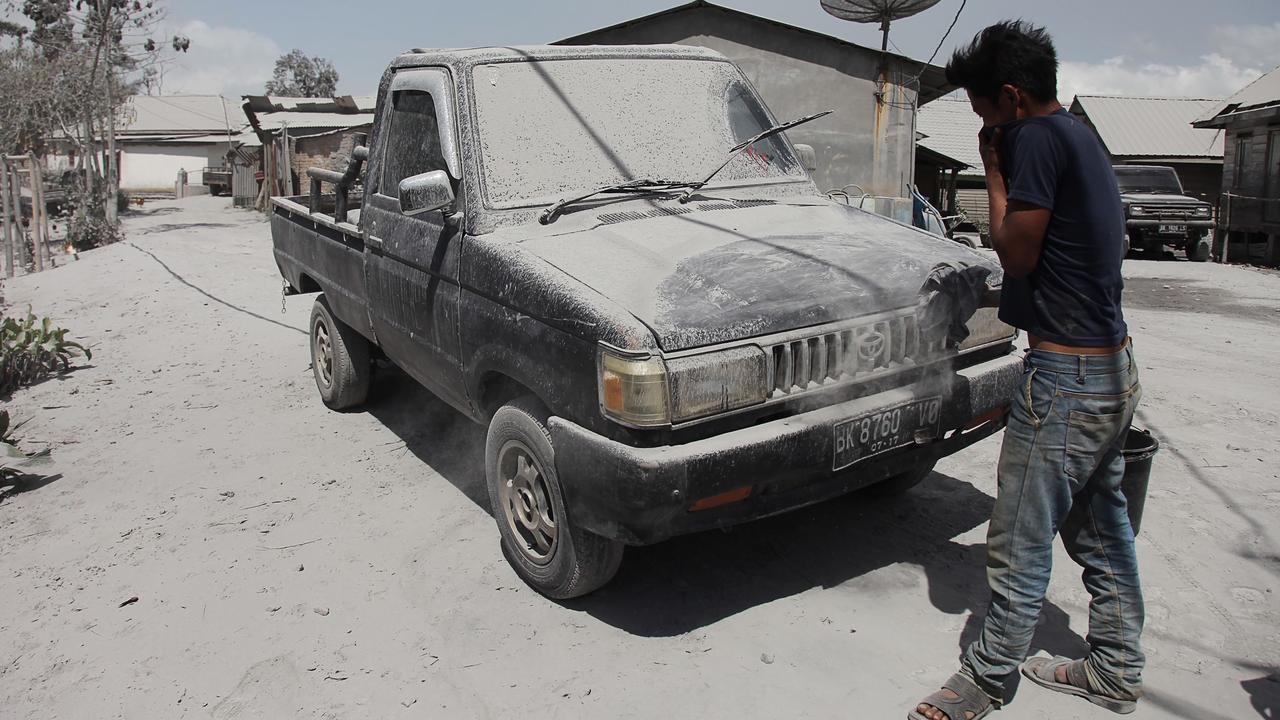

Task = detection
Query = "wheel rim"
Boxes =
[313,318,333,388]
[497,440,558,565]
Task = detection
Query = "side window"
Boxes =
[1232,134,1250,191]
[380,89,446,195]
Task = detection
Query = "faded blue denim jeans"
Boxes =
[962,342,1145,704]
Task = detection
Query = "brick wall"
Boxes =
[289,127,371,189]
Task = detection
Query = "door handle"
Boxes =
[367,235,384,251]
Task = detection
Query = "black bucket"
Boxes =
[1121,427,1159,536]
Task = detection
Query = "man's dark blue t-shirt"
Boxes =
[997,109,1127,347]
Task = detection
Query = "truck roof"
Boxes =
[388,44,727,72]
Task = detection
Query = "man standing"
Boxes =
[910,21,1145,720]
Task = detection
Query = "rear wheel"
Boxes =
[485,396,623,599]
[310,295,370,410]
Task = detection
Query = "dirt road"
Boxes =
[1,197,1277,719]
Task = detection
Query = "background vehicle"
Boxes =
[270,45,1022,599]
[201,165,232,196]
[1116,165,1215,261]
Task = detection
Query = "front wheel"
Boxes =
[485,397,623,599]
[1188,235,1211,262]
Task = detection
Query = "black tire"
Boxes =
[309,295,370,410]
[1189,236,1211,262]
[866,460,937,496]
[485,396,623,599]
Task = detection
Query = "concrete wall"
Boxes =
[560,8,922,198]
[118,142,222,192]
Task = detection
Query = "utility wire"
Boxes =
[923,0,967,68]
[896,0,968,99]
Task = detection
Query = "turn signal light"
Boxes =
[688,485,753,512]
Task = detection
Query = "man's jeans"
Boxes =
[962,342,1146,703]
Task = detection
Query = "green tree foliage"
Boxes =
[265,49,339,97]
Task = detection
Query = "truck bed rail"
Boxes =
[306,139,368,223]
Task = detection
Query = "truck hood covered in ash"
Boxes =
[517,199,1002,351]
[1119,192,1206,205]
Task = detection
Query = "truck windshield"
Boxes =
[1114,167,1183,194]
[471,58,805,208]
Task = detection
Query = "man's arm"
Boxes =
[982,128,1052,278]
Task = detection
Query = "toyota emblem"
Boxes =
[857,331,886,363]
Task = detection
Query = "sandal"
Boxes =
[908,672,995,720]
[1020,656,1138,714]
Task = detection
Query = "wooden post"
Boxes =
[0,158,13,278]
[26,153,44,272]
[1222,193,1232,264]
[280,123,291,197]
[7,159,28,272]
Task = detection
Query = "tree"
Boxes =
[265,50,339,97]
[0,0,191,249]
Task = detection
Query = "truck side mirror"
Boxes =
[398,170,454,216]
[792,143,818,172]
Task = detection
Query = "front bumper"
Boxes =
[1126,219,1214,230]
[550,351,1023,545]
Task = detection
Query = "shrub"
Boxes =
[0,308,91,395]
[0,408,50,495]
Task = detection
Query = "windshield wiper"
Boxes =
[676,110,832,203]
[539,179,698,224]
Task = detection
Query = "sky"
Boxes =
[143,0,1280,102]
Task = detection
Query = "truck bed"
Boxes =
[270,194,372,338]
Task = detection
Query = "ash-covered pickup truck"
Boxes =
[1116,165,1215,261]
[270,45,1022,598]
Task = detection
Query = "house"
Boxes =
[1193,65,1280,265]
[1070,95,1224,204]
[112,95,250,193]
[555,0,951,215]
[916,97,988,225]
[241,95,376,206]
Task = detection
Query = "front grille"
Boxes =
[764,311,942,398]
[1144,205,1199,217]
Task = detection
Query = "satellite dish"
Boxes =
[821,0,943,51]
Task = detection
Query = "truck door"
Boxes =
[362,67,470,412]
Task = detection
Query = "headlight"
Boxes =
[1129,205,1145,216]
[667,346,767,422]
[959,306,1017,351]
[599,349,669,427]
[598,345,769,426]
[1195,206,1211,216]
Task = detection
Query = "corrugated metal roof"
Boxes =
[121,95,245,135]
[917,98,984,178]
[243,95,377,113]
[252,111,374,131]
[115,131,257,144]
[1194,65,1280,126]
[1071,95,1224,159]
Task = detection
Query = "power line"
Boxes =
[923,0,967,68]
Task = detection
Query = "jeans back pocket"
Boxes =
[1064,409,1129,483]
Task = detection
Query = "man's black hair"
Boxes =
[945,20,1059,103]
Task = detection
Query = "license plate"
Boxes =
[1158,224,1186,234]
[832,397,942,471]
